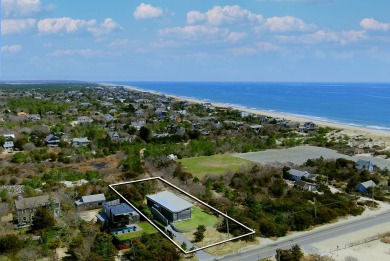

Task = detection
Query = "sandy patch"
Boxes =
[78,209,100,222]
[182,227,260,256]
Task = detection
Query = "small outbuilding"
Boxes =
[75,194,106,211]
[356,180,376,193]
[146,190,193,223]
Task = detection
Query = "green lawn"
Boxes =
[173,207,220,231]
[179,154,253,178]
[115,222,157,241]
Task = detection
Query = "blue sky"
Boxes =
[1,0,390,82]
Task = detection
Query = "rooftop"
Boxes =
[15,194,60,210]
[146,190,193,213]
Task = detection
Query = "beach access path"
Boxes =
[233,145,390,169]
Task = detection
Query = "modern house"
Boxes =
[44,134,60,147]
[71,137,90,147]
[75,194,106,211]
[356,180,376,193]
[96,199,140,231]
[294,180,317,192]
[146,190,193,224]
[2,134,15,140]
[288,169,313,181]
[3,141,14,152]
[355,159,374,172]
[14,194,60,228]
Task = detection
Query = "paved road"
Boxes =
[215,210,390,261]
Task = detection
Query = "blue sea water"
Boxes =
[109,82,390,132]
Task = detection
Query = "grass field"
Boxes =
[173,207,220,231]
[179,154,253,178]
[115,222,157,241]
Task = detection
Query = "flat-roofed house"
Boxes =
[96,199,140,231]
[75,194,106,211]
[3,141,14,152]
[14,194,60,228]
[146,190,193,223]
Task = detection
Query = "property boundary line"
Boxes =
[109,176,256,254]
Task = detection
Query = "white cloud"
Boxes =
[1,44,23,53]
[159,25,225,39]
[228,41,279,55]
[37,17,120,36]
[48,49,103,57]
[187,5,263,25]
[262,16,315,32]
[133,3,163,20]
[1,0,54,18]
[360,18,390,31]
[1,18,36,35]
[225,32,247,43]
[37,17,95,34]
[87,18,121,37]
[277,30,366,45]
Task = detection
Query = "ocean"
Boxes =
[109,82,390,132]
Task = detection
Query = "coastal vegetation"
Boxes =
[0,82,389,260]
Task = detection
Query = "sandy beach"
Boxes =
[106,83,390,144]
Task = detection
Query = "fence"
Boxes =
[329,235,379,253]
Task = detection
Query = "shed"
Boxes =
[356,180,376,193]
[75,194,106,211]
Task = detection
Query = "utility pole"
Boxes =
[226,211,230,239]
[313,197,317,219]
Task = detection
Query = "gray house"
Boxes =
[14,194,60,228]
[96,199,140,231]
[75,194,106,211]
[71,137,90,147]
[3,141,14,152]
[146,190,193,223]
[294,180,317,192]
[355,159,374,172]
[288,169,313,181]
[44,134,60,147]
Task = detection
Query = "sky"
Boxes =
[1,0,390,82]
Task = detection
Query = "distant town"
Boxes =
[0,82,389,261]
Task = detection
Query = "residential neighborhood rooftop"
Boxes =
[146,190,193,213]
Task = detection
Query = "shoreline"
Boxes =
[101,83,390,143]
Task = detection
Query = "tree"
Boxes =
[91,232,118,261]
[30,206,56,233]
[275,244,303,261]
[139,126,151,142]
[0,234,24,254]
[193,225,206,242]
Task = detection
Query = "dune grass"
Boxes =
[179,154,253,179]
[173,207,220,231]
